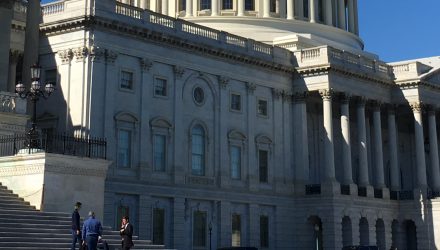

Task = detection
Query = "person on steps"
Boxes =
[120,216,134,250]
[82,211,103,250]
[71,201,82,250]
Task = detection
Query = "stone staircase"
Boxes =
[0,182,164,250]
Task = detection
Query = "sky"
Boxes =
[40,0,440,62]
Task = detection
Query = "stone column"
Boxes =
[162,0,168,15]
[319,89,336,182]
[325,0,333,25]
[186,0,193,17]
[372,102,385,188]
[22,0,41,88]
[246,83,258,191]
[287,0,295,19]
[309,0,316,23]
[263,0,270,17]
[218,77,229,188]
[347,0,355,33]
[296,0,304,19]
[387,106,400,191]
[211,0,219,16]
[218,201,231,247]
[354,0,359,35]
[411,102,427,189]
[357,97,369,187]
[279,0,286,18]
[293,92,309,193]
[337,0,346,30]
[237,0,244,16]
[0,0,14,91]
[140,0,148,9]
[428,107,440,191]
[8,50,21,92]
[340,94,353,185]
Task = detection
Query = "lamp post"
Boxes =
[15,64,55,149]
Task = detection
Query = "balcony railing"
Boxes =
[0,132,107,159]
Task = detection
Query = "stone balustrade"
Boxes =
[392,61,433,81]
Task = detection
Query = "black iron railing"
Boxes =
[305,184,321,195]
[341,184,350,195]
[358,186,367,197]
[390,190,398,200]
[374,188,383,199]
[399,190,414,200]
[0,132,107,159]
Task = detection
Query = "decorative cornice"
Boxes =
[246,82,256,94]
[271,88,283,100]
[89,46,105,62]
[139,58,153,72]
[370,100,383,111]
[106,49,118,64]
[218,76,230,89]
[410,102,423,113]
[318,89,334,100]
[73,46,88,62]
[356,96,367,106]
[282,90,293,102]
[173,66,185,79]
[9,49,22,63]
[58,49,73,64]
[292,91,308,103]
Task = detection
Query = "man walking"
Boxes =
[82,211,103,250]
[71,201,82,250]
[120,216,134,250]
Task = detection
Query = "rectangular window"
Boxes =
[154,135,166,171]
[259,150,268,183]
[303,0,309,18]
[45,69,57,85]
[179,0,186,11]
[200,0,211,10]
[230,93,241,111]
[154,77,167,97]
[121,71,133,90]
[260,215,269,248]
[232,214,241,247]
[230,146,241,179]
[193,211,207,247]
[153,208,165,245]
[222,0,233,9]
[245,0,254,10]
[257,99,268,116]
[270,0,276,12]
[118,129,131,167]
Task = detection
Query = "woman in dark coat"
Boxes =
[119,216,134,250]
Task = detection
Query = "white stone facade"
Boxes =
[1,0,440,249]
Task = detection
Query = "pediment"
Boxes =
[255,134,272,145]
[228,129,246,140]
[150,116,173,128]
[114,111,138,123]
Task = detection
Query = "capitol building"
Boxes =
[1,0,440,249]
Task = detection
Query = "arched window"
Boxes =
[245,0,254,11]
[191,125,205,176]
[200,0,211,10]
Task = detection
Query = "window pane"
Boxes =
[257,100,267,116]
[270,0,276,12]
[192,126,205,175]
[154,78,167,96]
[245,0,254,10]
[260,215,269,247]
[230,146,241,179]
[45,69,57,85]
[223,0,233,9]
[231,93,241,111]
[259,150,268,183]
[193,211,207,247]
[154,135,166,171]
[121,71,133,89]
[232,214,241,246]
[118,130,131,167]
[200,0,211,10]
[179,0,186,11]
[153,208,165,245]
[303,0,309,18]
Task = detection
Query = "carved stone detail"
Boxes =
[246,82,256,94]
[272,88,283,100]
[9,50,22,63]
[282,90,293,102]
[173,66,185,79]
[410,102,423,113]
[356,96,368,106]
[218,76,230,89]
[318,89,334,100]
[58,49,73,65]
[73,47,88,62]
[89,46,105,62]
[292,91,308,103]
[339,93,351,104]
[140,58,153,72]
[106,50,118,64]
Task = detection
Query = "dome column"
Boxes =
[263,0,270,18]
[387,106,400,191]
[237,0,244,16]
[347,0,355,33]
[161,0,168,15]
[337,0,346,29]
[211,0,219,16]
[186,0,193,17]
[309,0,317,23]
[357,97,369,187]
[324,0,333,25]
[411,102,428,191]
[428,107,440,192]
[287,0,295,19]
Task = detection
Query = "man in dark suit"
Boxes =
[71,201,82,250]
[120,216,134,250]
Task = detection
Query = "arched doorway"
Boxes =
[376,219,385,250]
[307,216,323,250]
[359,217,369,246]
[342,216,352,247]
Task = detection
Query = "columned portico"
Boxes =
[357,97,369,187]
[0,0,14,91]
[387,106,400,191]
[287,0,295,19]
[347,0,356,33]
[324,0,333,25]
[186,0,193,17]
[411,102,427,190]
[319,89,336,182]
[337,0,346,29]
[161,0,168,15]
[340,94,353,185]
[8,50,21,92]
[211,0,219,16]
[237,0,244,16]
[428,107,440,191]
[263,0,270,18]
[372,102,385,188]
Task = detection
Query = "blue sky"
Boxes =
[41,0,440,62]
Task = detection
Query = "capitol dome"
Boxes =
[125,0,365,54]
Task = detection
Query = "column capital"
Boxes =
[58,49,73,65]
[173,66,185,79]
[139,58,153,72]
[218,76,230,89]
[246,82,256,94]
[272,88,283,100]
[386,104,398,113]
[356,96,367,106]
[425,104,437,115]
[370,100,383,111]
[9,50,22,63]
[318,89,334,100]
[339,93,351,104]
[410,102,424,113]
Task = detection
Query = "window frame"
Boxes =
[222,0,233,10]
[230,145,242,180]
[153,76,168,98]
[153,134,167,172]
[152,207,166,245]
[117,128,132,168]
[191,125,206,176]
[193,210,208,247]
[258,149,268,183]
[260,215,269,248]
[119,69,135,91]
[199,0,211,10]
[231,213,242,247]
[257,98,268,118]
[244,0,255,11]
[150,117,173,174]
[230,92,242,112]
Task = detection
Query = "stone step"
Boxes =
[0,203,36,210]
[0,210,70,217]
[0,213,72,221]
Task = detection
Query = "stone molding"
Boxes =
[356,96,368,106]
[0,164,44,177]
[89,46,105,62]
[218,76,230,89]
[9,49,22,63]
[282,90,293,102]
[292,91,308,103]
[318,89,334,100]
[45,163,107,177]
[73,46,88,62]
[58,49,73,65]
[339,93,351,104]
[246,82,256,94]
[271,88,283,100]
[106,49,118,64]
[410,102,424,113]
[139,58,153,72]
[173,66,185,79]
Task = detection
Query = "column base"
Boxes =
[322,180,340,196]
